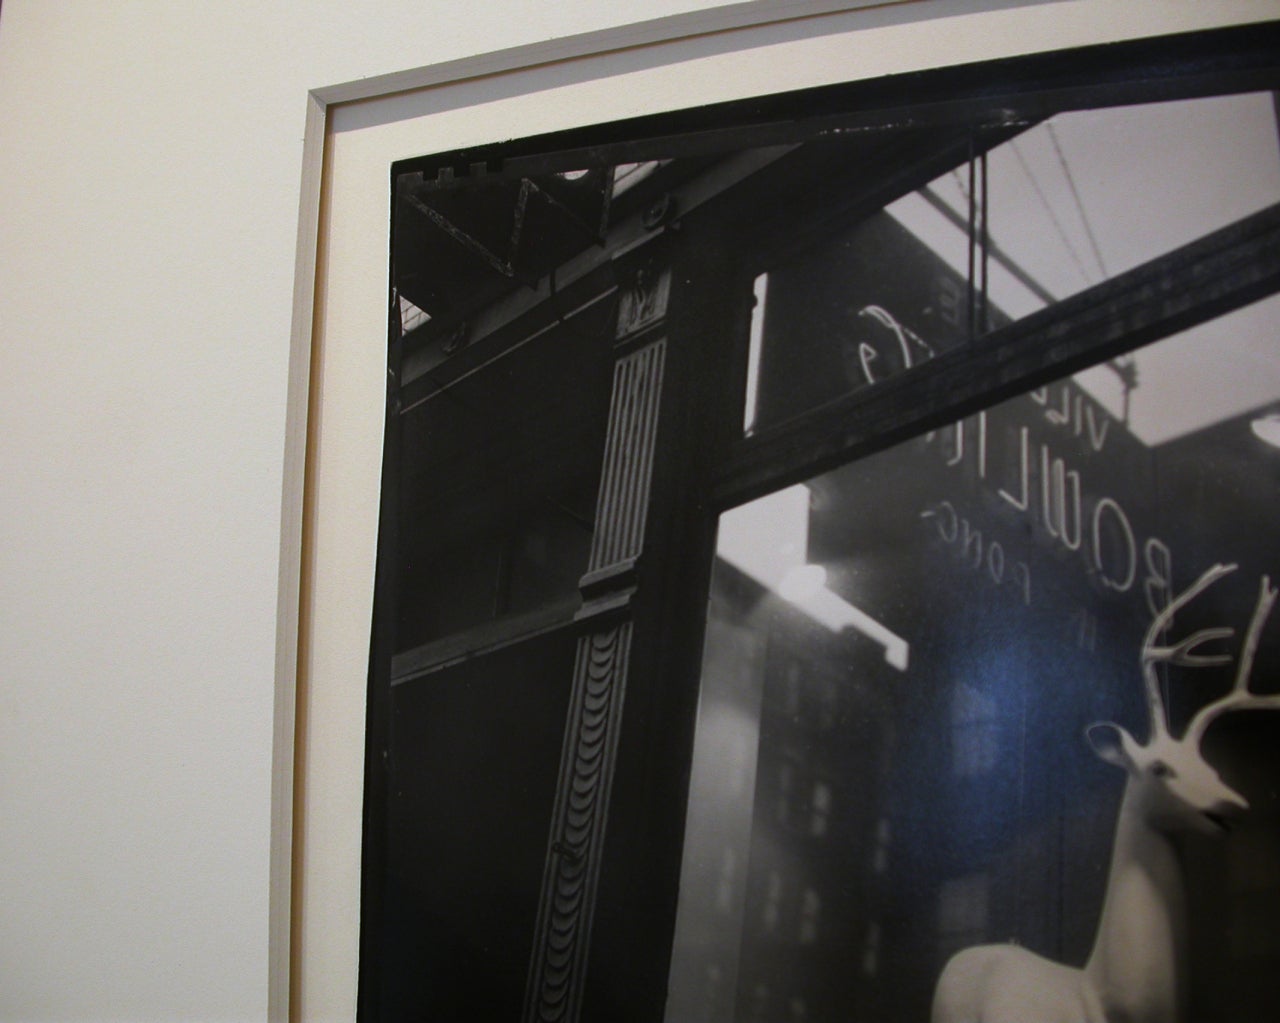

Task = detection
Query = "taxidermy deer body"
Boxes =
[931,564,1279,1023]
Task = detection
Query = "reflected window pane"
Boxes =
[377,630,577,1019]
[981,93,1280,315]
[746,209,972,433]
[746,92,1280,433]
[673,294,1280,1022]
[395,306,613,652]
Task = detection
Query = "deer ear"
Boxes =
[1086,722,1134,769]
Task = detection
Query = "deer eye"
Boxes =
[1151,761,1176,779]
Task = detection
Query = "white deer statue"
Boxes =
[932,563,1279,1023]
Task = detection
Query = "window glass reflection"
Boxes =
[746,92,1280,433]
[1004,93,1279,308]
[673,294,1280,1022]
[394,305,613,653]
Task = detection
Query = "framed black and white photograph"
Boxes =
[296,7,1280,1021]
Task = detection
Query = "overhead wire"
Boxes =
[1010,136,1092,291]
[1047,121,1109,281]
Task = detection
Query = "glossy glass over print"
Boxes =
[673,297,1280,1023]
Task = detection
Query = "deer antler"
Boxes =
[1140,563,1237,742]
[1185,574,1280,745]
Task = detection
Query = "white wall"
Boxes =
[0,3,744,1020]
[1,1,1272,1021]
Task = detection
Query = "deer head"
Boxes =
[1086,564,1279,836]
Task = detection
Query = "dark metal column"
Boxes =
[524,261,673,1023]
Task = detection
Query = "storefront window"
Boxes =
[367,31,1280,1020]
[672,294,1280,1022]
